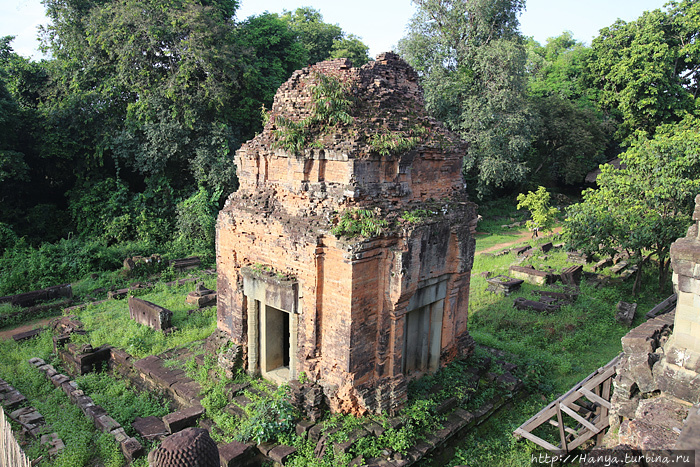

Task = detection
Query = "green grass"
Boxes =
[432,233,669,466]
[68,276,217,358]
[0,268,218,466]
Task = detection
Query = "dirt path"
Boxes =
[477,227,563,254]
[0,316,56,341]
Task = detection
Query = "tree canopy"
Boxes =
[565,116,700,294]
[589,0,700,139]
[398,0,532,198]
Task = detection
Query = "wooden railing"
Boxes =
[1,406,32,467]
[514,354,621,453]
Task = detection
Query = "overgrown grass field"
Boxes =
[0,200,671,466]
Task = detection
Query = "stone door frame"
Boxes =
[241,268,299,383]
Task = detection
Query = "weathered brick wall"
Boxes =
[216,52,477,414]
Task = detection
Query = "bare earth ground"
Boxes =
[0,316,56,341]
[477,226,563,254]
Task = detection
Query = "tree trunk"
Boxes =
[658,256,668,294]
[632,251,643,296]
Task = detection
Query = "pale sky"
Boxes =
[2,0,669,61]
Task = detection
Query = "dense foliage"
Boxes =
[566,116,700,295]
[0,2,369,264]
[398,0,533,198]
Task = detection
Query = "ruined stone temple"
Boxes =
[601,195,700,452]
[216,53,477,414]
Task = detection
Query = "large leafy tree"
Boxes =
[233,13,307,139]
[36,0,245,242]
[565,116,700,294]
[524,33,611,186]
[281,7,370,67]
[589,0,700,139]
[398,0,533,198]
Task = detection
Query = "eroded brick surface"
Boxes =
[216,53,477,415]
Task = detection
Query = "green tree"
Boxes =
[330,33,371,67]
[523,33,611,186]
[589,1,700,139]
[36,0,245,240]
[527,95,609,186]
[565,116,700,294]
[233,13,307,139]
[398,0,533,198]
[282,7,342,65]
[526,32,597,104]
[516,186,559,234]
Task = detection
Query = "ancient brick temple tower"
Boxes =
[216,53,477,414]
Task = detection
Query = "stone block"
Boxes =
[654,360,700,404]
[120,437,145,462]
[561,265,583,285]
[615,301,637,326]
[508,265,553,286]
[50,374,70,387]
[61,380,79,397]
[618,418,679,450]
[10,407,35,420]
[269,444,297,463]
[634,397,688,433]
[485,275,524,295]
[610,261,629,275]
[0,389,25,409]
[665,346,700,373]
[511,245,531,256]
[95,414,121,433]
[162,405,205,433]
[132,416,168,440]
[85,404,107,422]
[295,419,315,438]
[170,256,201,272]
[675,407,700,451]
[128,296,173,331]
[13,329,42,342]
[219,440,255,467]
[111,427,129,444]
[0,283,72,308]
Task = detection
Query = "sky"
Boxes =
[2,0,669,61]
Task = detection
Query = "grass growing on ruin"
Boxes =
[68,276,218,358]
[0,271,216,466]
[434,232,670,467]
[0,333,139,467]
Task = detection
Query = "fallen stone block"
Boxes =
[162,405,205,433]
[128,296,173,331]
[95,414,121,433]
[219,440,256,467]
[560,265,583,286]
[0,283,72,308]
[610,261,629,275]
[509,265,554,286]
[511,245,531,256]
[269,444,297,463]
[485,275,524,295]
[121,437,145,462]
[594,258,613,271]
[170,256,201,272]
[513,297,559,313]
[13,328,43,342]
[132,416,168,440]
[616,301,637,326]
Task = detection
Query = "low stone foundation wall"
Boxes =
[28,357,144,462]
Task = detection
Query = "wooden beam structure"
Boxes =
[513,353,621,453]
